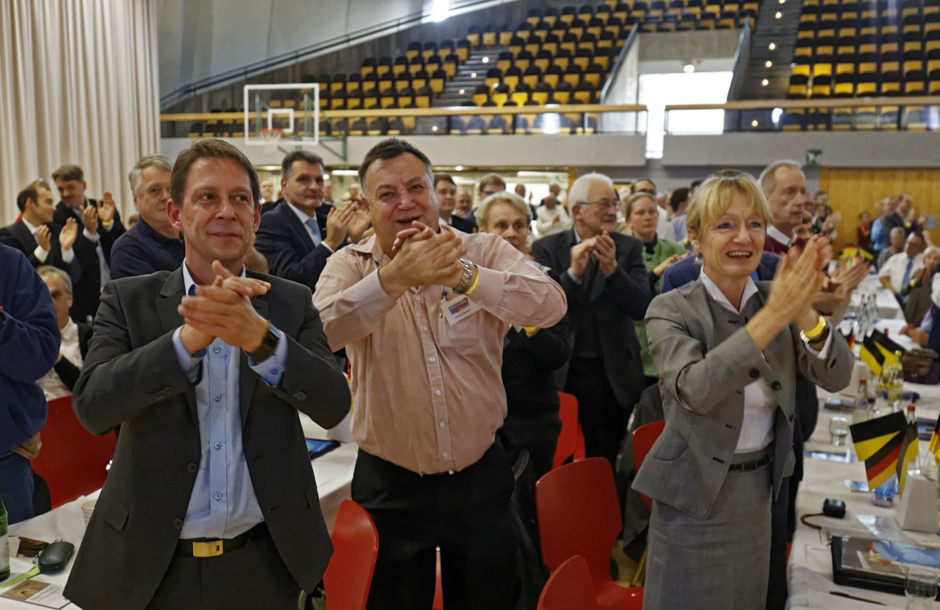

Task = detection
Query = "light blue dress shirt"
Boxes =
[171,264,288,539]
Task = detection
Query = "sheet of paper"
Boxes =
[0,557,40,590]
[1,580,70,608]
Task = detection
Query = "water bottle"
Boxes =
[853,379,871,423]
[0,492,9,581]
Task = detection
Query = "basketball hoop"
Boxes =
[259,128,283,153]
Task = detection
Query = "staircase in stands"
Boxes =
[736,0,804,98]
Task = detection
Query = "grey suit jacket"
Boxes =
[632,279,852,519]
[64,267,351,610]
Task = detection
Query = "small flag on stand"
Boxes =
[859,330,905,376]
[928,414,940,465]
[850,411,908,491]
[896,419,920,495]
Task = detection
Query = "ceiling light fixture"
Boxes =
[761,79,769,86]
[683,63,695,73]
[482,57,489,63]
[455,165,464,171]
[769,43,776,50]
[471,72,477,78]
[775,11,782,18]
[459,89,465,94]
[765,60,773,68]
[751,119,759,126]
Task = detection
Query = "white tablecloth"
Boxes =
[850,275,904,321]
[1,441,356,609]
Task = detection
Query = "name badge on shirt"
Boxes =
[441,293,482,325]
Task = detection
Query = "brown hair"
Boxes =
[478,173,507,194]
[16,180,52,212]
[170,139,260,207]
[52,164,84,183]
[433,173,455,188]
[358,138,433,191]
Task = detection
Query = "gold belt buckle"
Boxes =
[192,540,223,558]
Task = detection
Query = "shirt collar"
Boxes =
[182,262,246,295]
[699,268,759,314]
[286,201,314,225]
[21,217,39,235]
[767,225,795,248]
[60,318,78,341]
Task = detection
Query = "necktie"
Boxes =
[305,218,322,247]
[902,258,913,288]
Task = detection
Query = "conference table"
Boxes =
[788,278,940,609]
[0,413,356,609]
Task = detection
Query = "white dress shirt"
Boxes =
[22,218,74,264]
[878,252,923,293]
[767,225,796,248]
[38,318,83,400]
[700,270,832,453]
[286,202,333,252]
[536,205,572,237]
[656,210,675,241]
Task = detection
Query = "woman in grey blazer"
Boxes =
[633,171,853,610]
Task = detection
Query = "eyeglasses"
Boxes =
[579,200,618,210]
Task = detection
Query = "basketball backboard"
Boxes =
[243,84,320,148]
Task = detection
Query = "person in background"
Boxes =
[898,193,922,235]
[0,245,59,523]
[759,161,808,255]
[478,174,506,200]
[533,173,652,466]
[126,214,139,229]
[0,181,80,282]
[455,187,474,218]
[314,138,566,610]
[536,187,572,237]
[346,182,361,201]
[322,178,336,209]
[110,155,185,280]
[634,171,852,610]
[668,187,692,243]
[260,179,275,204]
[879,232,925,296]
[477,191,572,477]
[36,266,93,400]
[514,183,526,199]
[794,210,813,241]
[901,307,935,347]
[881,197,905,236]
[901,246,940,325]
[64,138,350,610]
[52,163,126,323]
[434,173,476,233]
[632,178,675,241]
[540,181,562,207]
[624,192,687,385]
[870,199,889,263]
[857,210,874,257]
[690,179,703,197]
[878,226,907,270]
[255,150,370,291]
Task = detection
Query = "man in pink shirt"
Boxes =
[314,139,567,610]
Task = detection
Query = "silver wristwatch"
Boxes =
[453,258,475,293]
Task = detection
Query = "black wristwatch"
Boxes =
[247,323,280,363]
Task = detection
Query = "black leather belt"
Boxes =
[176,523,265,558]
[728,455,771,471]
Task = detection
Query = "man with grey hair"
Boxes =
[878,226,908,269]
[759,160,810,254]
[36,265,93,400]
[110,154,185,280]
[532,172,651,466]
[880,231,925,295]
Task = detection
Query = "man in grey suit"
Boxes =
[65,139,351,610]
[532,173,652,465]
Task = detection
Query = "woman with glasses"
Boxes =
[624,192,687,385]
[633,171,853,609]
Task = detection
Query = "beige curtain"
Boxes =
[0,0,159,225]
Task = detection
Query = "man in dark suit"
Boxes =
[532,172,652,466]
[255,150,370,291]
[52,164,126,323]
[434,173,476,233]
[64,139,351,610]
[0,181,80,282]
[661,250,780,293]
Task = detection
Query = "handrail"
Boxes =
[161,104,649,123]
[600,24,640,103]
[666,97,940,111]
[725,20,752,102]
[159,0,515,110]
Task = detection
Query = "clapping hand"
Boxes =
[381,221,467,295]
[347,198,371,244]
[82,203,99,233]
[653,251,688,277]
[34,225,52,251]
[98,192,116,224]
[766,236,831,328]
[592,232,618,277]
[59,218,78,251]
[568,237,597,278]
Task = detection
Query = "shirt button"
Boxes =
[443,452,449,458]
[214,442,222,450]
[172,518,183,530]
[213,346,221,354]
[186,463,198,473]
[435,390,442,396]
[429,356,437,362]
[271,369,279,375]
[214,492,222,501]
[440,422,446,429]
[214,394,222,402]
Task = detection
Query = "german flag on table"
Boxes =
[850,412,908,490]
[928,414,940,465]
[896,418,920,496]
[859,330,905,376]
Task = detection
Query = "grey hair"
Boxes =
[37,265,72,294]
[476,192,532,228]
[758,160,803,196]
[924,246,940,259]
[890,226,907,238]
[128,154,172,198]
[568,173,616,211]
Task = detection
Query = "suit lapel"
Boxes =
[239,279,270,424]
[282,205,316,254]
[157,267,199,419]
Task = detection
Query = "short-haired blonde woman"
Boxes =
[477,192,572,476]
[633,171,853,609]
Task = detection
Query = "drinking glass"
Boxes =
[829,416,850,446]
[905,566,937,609]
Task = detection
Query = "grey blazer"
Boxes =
[632,279,853,519]
[64,267,351,610]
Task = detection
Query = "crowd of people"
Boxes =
[1,138,910,610]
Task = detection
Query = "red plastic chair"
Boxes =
[631,420,665,511]
[553,391,582,469]
[538,555,600,610]
[323,500,379,610]
[536,458,644,610]
[30,396,117,508]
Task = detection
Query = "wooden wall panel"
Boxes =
[819,168,940,250]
